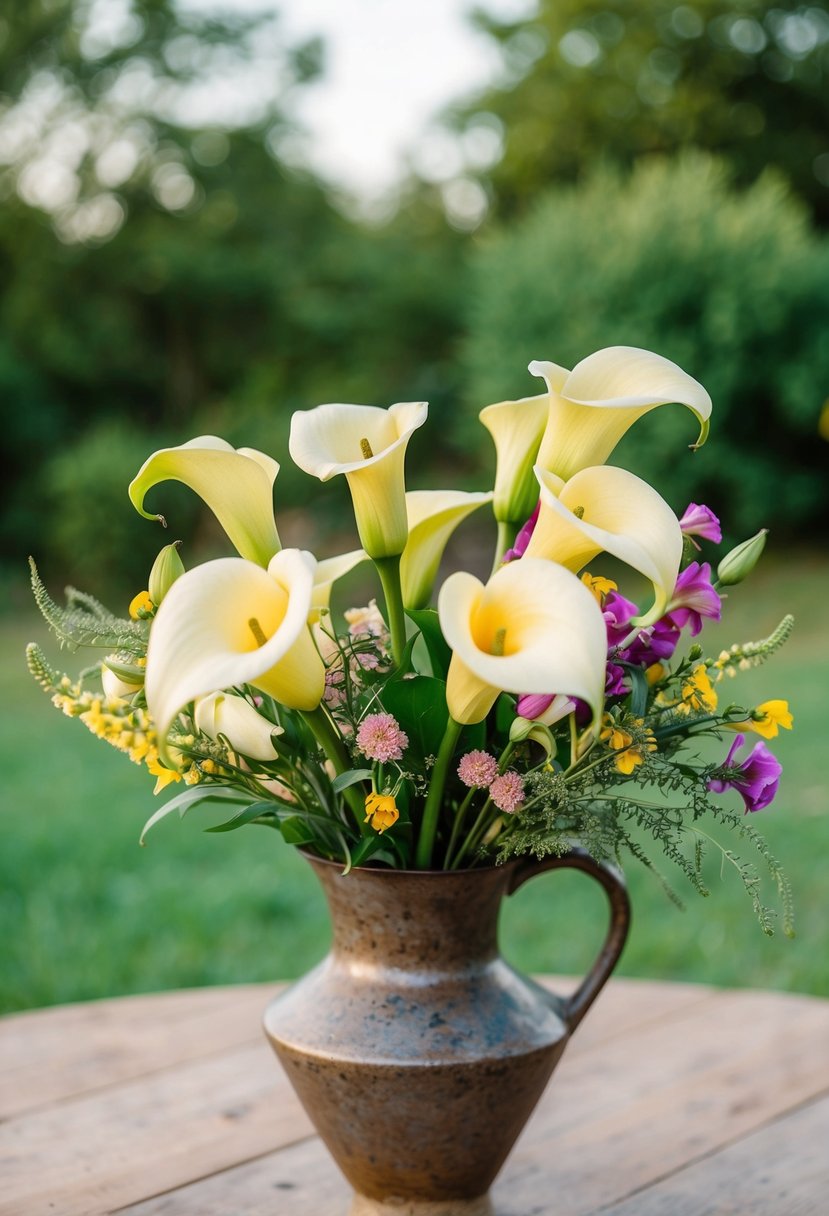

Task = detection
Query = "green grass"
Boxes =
[1,552,825,1012]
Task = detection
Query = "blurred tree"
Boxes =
[451,1,829,223]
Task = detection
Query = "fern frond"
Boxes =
[29,559,148,656]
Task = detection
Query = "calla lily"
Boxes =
[479,395,549,524]
[311,549,368,621]
[129,436,281,567]
[437,557,606,726]
[524,465,683,625]
[194,691,283,762]
[400,489,493,610]
[145,548,324,759]
[288,402,428,558]
[531,347,712,481]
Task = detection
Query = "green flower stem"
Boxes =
[491,520,518,574]
[374,555,407,668]
[301,706,369,834]
[415,716,463,869]
[443,785,479,870]
[450,796,494,870]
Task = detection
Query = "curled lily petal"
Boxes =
[533,347,712,480]
[289,402,428,558]
[438,558,606,726]
[401,489,493,610]
[524,465,683,626]
[194,691,283,762]
[145,549,324,759]
[129,436,281,566]
[311,549,368,621]
[479,395,550,524]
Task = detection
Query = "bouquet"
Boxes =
[27,345,794,932]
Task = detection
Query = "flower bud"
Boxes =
[509,715,555,759]
[102,655,145,700]
[148,541,185,606]
[717,529,768,587]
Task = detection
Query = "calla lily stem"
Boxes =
[301,706,369,834]
[374,555,407,668]
[492,520,518,573]
[416,716,463,869]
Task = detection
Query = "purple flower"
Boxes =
[605,662,628,697]
[679,502,722,545]
[708,733,782,813]
[622,618,682,666]
[665,561,721,636]
[503,502,540,562]
[603,591,639,647]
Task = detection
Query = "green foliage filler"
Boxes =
[461,155,829,536]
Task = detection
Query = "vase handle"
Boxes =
[506,849,631,1033]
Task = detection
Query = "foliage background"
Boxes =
[1,0,827,1010]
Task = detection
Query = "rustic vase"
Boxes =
[263,849,630,1215]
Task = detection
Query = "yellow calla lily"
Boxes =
[145,548,324,759]
[288,401,427,559]
[532,346,712,481]
[194,691,283,762]
[400,489,493,610]
[524,465,683,625]
[129,436,281,567]
[310,549,368,621]
[478,394,550,524]
[437,557,606,726]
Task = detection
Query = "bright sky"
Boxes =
[186,0,536,197]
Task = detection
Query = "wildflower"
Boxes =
[146,753,183,794]
[708,734,782,813]
[679,503,722,545]
[600,715,656,775]
[515,692,575,726]
[605,663,628,697]
[664,562,721,636]
[729,700,793,740]
[129,590,154,619]
[502,503,539,562]
[489,771,526,814]
[581,573,618,605]
[364,791,399,833]
[345,600,388,640]
[680,665,718,714]
[356,712,409,763]
[457,750,499,788]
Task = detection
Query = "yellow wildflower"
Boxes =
[729,699,793,740]
[129,590,154,619]
[680,665,718,714]
[147,752,183,794]
[645,662,666,686]
[601,715,656,775]
[364,791,399,833]
[183,764,202,786]
[581,573,618,605]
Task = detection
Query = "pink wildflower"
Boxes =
[457,750,499,788]
[489,770,526,814]
[356,712,408,763]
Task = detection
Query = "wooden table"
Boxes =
[2,978,828,1215]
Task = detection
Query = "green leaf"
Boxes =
[623,663,649,717]
[279,815,318,846]
[139,785,251,845]
[406,608,451,680]
[345,834,386,871]
[331,768,373,793]
[381,675,449,767]
[203,803,278,833]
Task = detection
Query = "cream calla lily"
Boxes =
[438,558,606,726]
[524,465,683,625]
[531,347,712,481]
[194,691,283,762]
[311,549,368,621]
[478,395,550,524]
[145,548,324,759]
[288,402,428,558]
[401,490,493,610]
[129,436,281,567]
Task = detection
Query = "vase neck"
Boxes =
[307,856,515,972]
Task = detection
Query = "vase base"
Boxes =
[350,1195,493,1216]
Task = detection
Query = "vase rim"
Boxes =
[298,847,519,879]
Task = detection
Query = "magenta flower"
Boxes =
[622,618,682,666]
[457,750,499,788]
[603,591,639,647]
[679,502,722,545]
[502,501,540,562]
[665,561,721,636]
[516,692,554,719]
[356,712,409,763]
[489,770,526,814]
[605,662,628,697]
[708,733,782,813]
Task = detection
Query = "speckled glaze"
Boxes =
[263,850,630,1213]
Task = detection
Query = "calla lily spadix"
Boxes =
[478,395,548,524]
[194,691,283,762]
[437,557,607,727]
[530,347,712,481]
[523,464,683,626]
[401,490,493,610]
[288,401,428,559]
[129,436,281,567]
[145,548,324,762]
